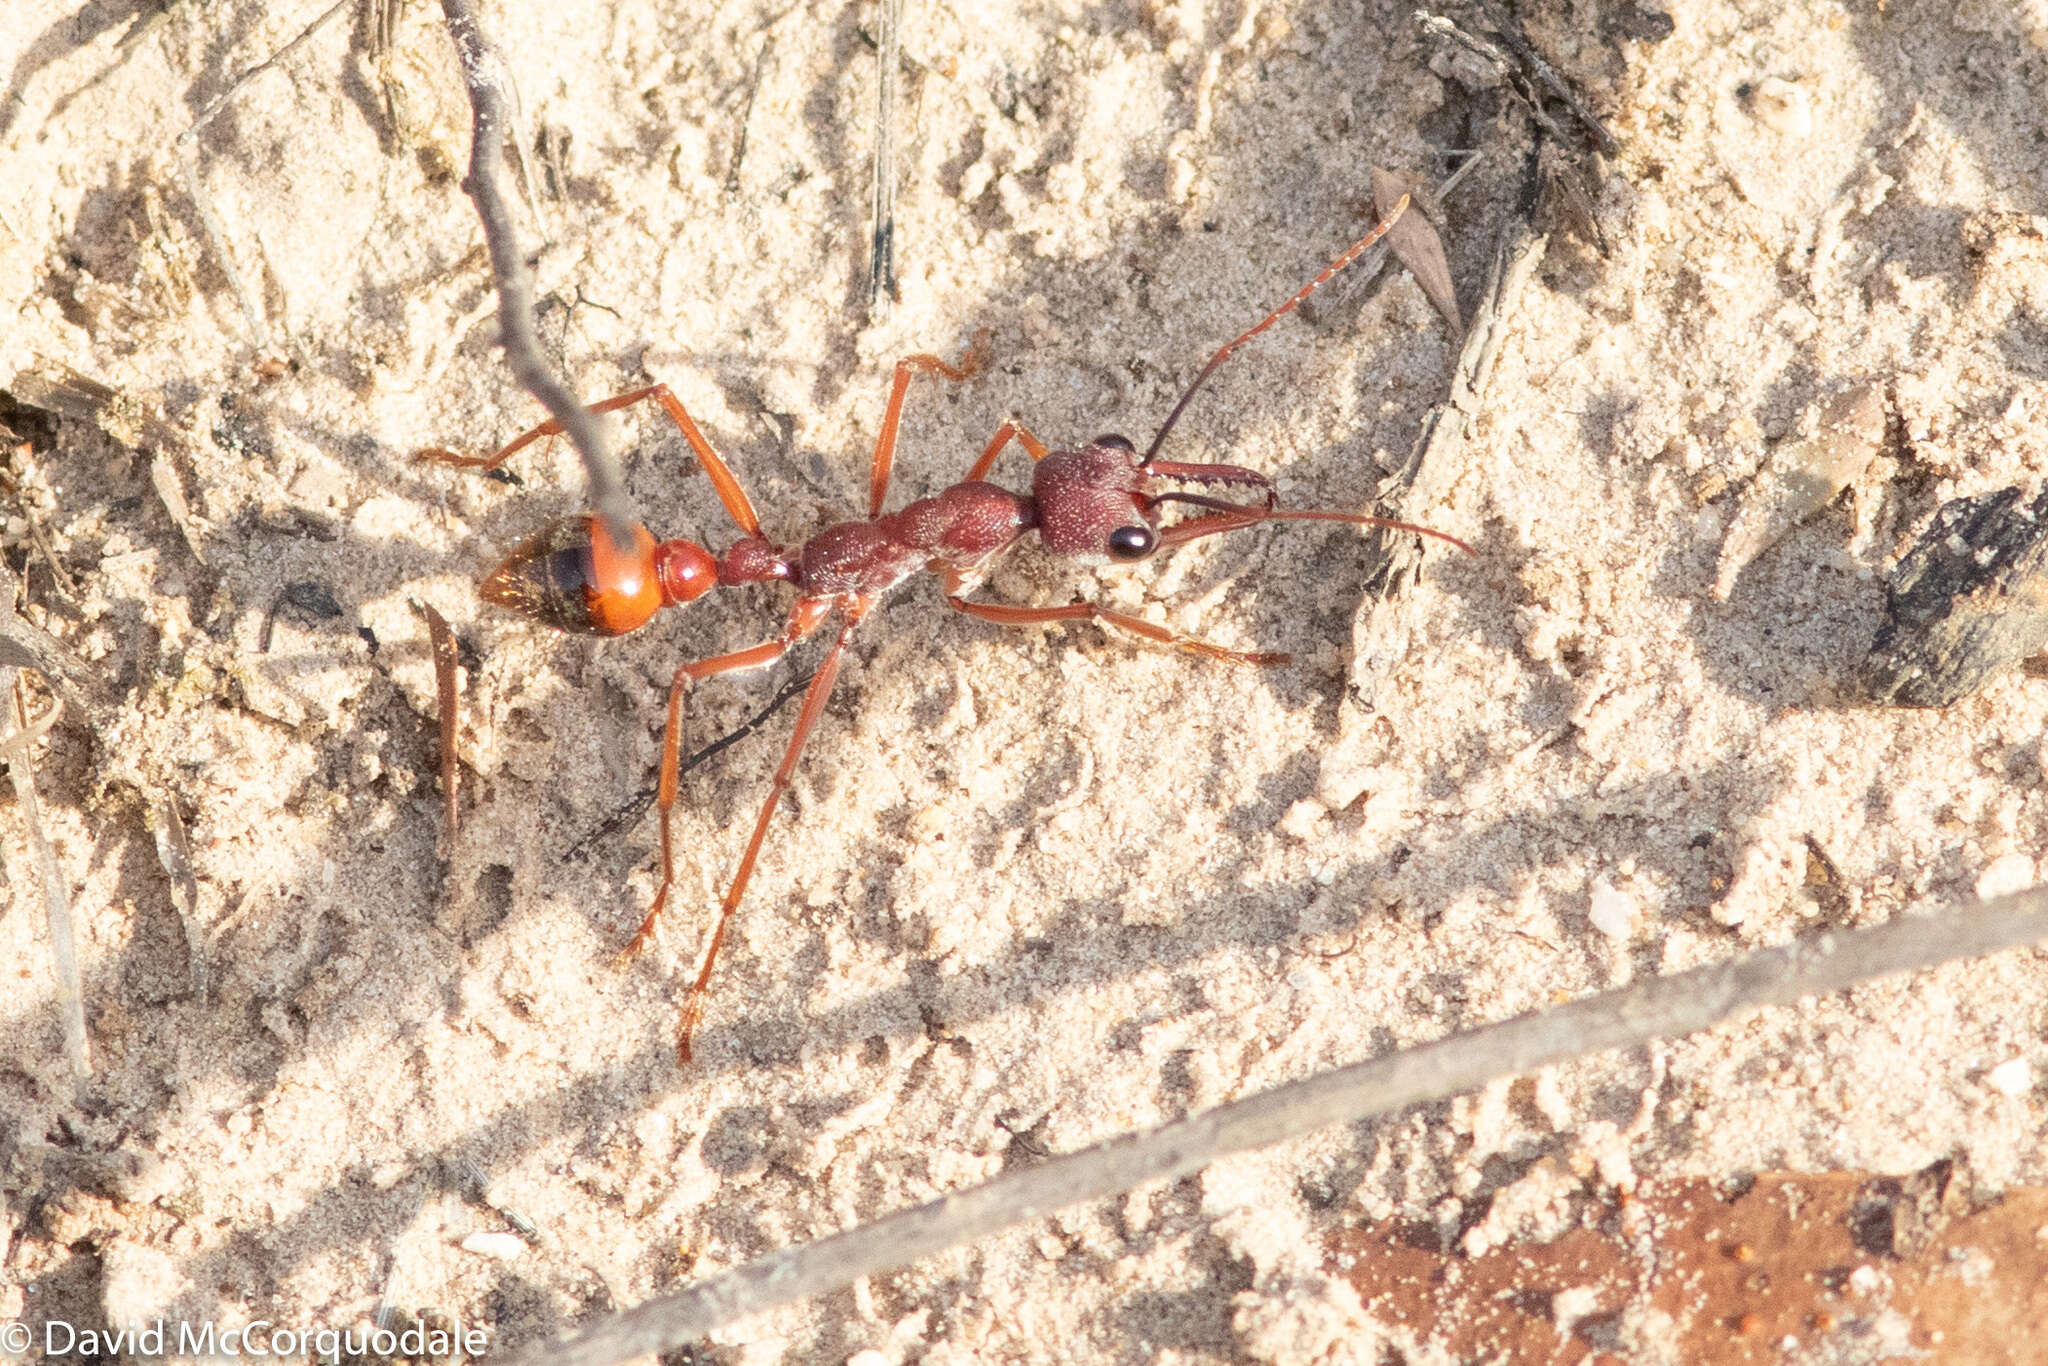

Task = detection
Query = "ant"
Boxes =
[424,195,1471,1061]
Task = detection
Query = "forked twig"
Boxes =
[437,0,637,549]
[503,890,2048,1366]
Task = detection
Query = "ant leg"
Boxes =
[624,596,836,963]
[1154,506,1474,555]
[945,591,1288,666]
[963,420,1051,483]
[669,600,872,1062]
[419,382,766,537]
[869,342,987,518]
[1142,194,1412,466]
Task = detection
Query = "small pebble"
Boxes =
[1278,797,1330,843]
[459,1231,527,1261]
[1714,383,1883,599]
[1588,882,1639,940]
[1975,852,2038,900]
[1986,1057,2032,1096]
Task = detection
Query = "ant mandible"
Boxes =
[424,195,1471,1062]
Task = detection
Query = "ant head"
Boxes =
[1032,435,1160,564]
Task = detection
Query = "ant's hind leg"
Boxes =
[668,604,869,1063]
[622,597,836,963]
[417,382,768,538]
[945,592,1288,666]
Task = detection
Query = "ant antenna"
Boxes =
[1141,195,1412,468]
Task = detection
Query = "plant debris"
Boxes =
[1855,484,2048,707]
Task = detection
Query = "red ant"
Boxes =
[425,195,1470,1061]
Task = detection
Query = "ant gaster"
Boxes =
[426,196,1471,1061]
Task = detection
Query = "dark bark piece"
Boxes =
[1856,485,2048,707]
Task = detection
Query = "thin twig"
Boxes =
[438,0,637,550]
[502,890,2048,1366]
[725,34,773,194]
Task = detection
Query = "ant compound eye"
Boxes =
[1107,524,1157,560]
[1092,434,1137,453]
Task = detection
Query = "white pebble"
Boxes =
[1987,1057,2033,1096]
[1551,1285,1602,1332]
[459,1231,527,1261]
[1278,797,1330,843]
[1975,853,2038,900]
[1587,882,1639,940]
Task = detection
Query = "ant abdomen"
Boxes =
[480,515,721,636]
[480,515,659,635]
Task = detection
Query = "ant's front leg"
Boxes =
[962,420,1051,483]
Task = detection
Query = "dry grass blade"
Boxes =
[0,558,90,1088]
[146,795,207,1002]
[0,588,108,719]
[867,0,902,321]
[414,599,462,849]
[149,453,209,565]
[1,674,88,1090]
[1373,166,1462,336]
[504,890,2048,1366]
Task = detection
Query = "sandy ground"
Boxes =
[2,0,2046,1361]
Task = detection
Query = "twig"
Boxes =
[1349,221,1544,712]
[725,34,773,194]
[501,889,2048,1366]
[866,0,902,321]
[437,0,637,551]
[174,0,354,351]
